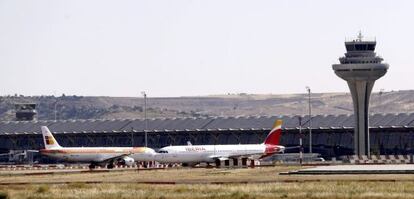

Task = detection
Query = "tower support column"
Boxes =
[348,80,374,156]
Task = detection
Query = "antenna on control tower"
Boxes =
[357,31,363,41]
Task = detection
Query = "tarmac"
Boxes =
[284,164,414,175]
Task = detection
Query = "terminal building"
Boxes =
[1,113,414,162]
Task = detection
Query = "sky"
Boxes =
[0,0,413,97]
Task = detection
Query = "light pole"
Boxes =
[131,127,134,147]
[306,86,312,154]
[54,101,58,121]
[379,89,384,112]
[141,91,148,147]
[298,116,303,165]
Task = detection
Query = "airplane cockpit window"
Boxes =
[159,150,168,153]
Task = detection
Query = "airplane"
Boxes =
[39,126,156,169]
[153,120,285,166]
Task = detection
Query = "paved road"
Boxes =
[286,164,414,175]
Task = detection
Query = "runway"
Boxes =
[284,164,414,175]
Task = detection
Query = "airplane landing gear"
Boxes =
[107,163,114,169]
[89,164,97,170]
[215,159,221,168]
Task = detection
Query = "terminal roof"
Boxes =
[1,113,414,135]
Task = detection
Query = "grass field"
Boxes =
[3,181,414,199]
[2,166,414,198]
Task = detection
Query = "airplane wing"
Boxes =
[208,154,262,161]
[283,146,301,152]
[285,146,301,150]
[209,156,230,161]
[99,153,132,163]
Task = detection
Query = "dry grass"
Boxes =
[2,182,414,199]
[3,167,414,198]
[0,166,300,184]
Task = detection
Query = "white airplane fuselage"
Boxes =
[154,144,284,164]
[153,119,285,165]
[39,126,155,168]
[40,147,155,163]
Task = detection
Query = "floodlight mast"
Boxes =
[306,86,312,154]
[141,91,148,147]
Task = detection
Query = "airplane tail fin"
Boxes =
[41,126,62,149]
[264,120,283,145]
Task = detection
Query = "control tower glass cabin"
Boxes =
[332,33,389,156]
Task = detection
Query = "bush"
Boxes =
[36,186,49,193]
[0,192,9,199]
[229,191,253,199]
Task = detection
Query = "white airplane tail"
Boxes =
[41,126,62,149]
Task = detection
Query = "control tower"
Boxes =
[332,33,389,156]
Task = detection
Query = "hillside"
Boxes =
[1,90,413,121]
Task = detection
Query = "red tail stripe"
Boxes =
[264,127,282,145]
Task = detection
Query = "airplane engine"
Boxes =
[120,156,135,166]
[182,162,198,167]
